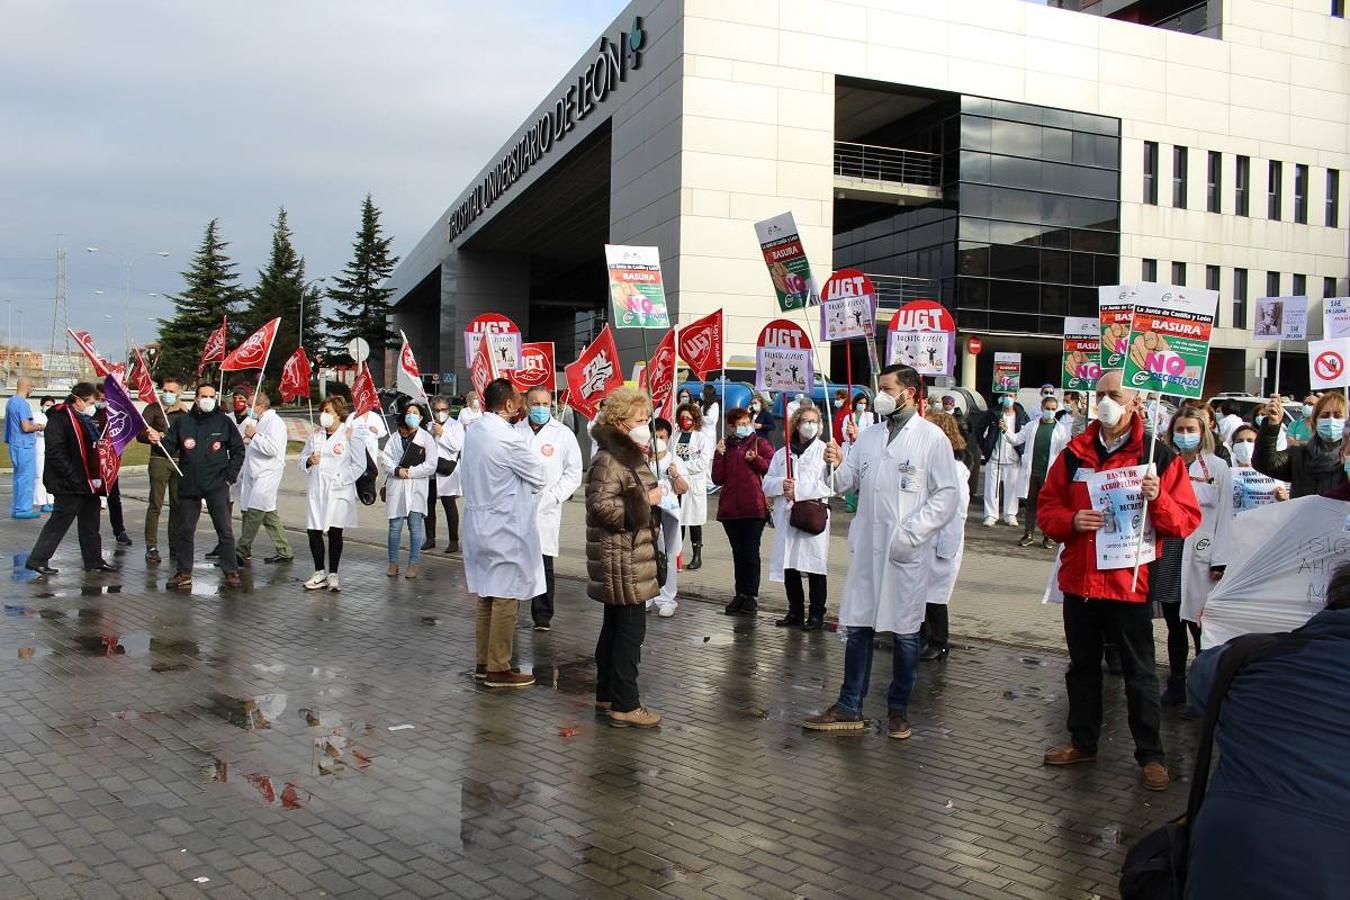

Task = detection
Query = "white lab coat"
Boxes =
[238,409,288,512]
[833,415,961,635]
[763,439,833,579]
[346,410,388,467]
[652,451,687,611]
[1180,452,1236,624]
[1015,417,1071,499]
[381,428,439,519]
[700,401,719,433]
[843,409,879,446]
[928,460,971,606]
[673,428,714,526]
[461,413,547,600]
[300,426,367,531]
[32,406,51,507]
[431,417,464,496]
[446,406,483,497]
[514,417,583,557]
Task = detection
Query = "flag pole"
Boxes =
[134,345,185,477]
[1129,400,1162,592]
[249,319,279,410]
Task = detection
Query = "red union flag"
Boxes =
[676,309,723,379]
[221,318,280,371]
[197,318,228,376]
[395,331,429,405]
[68,328,117,378]
[131,348,157,405]
[564,325,623,420]
[647,329,677,421]
[470,326,496,402]
[350,362,379,418]
[96,438,120,493]
[509,342,556,393]
[279,348,312,402]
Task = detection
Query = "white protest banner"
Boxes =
[1231,468,1284,515]
[1323,297,1350,340]
[1098,283,1135,371]
[1087,465,1156,570]
[1201,497,1350,648]
[1309,337,1350,390]
[755,319,813,393]
[886,300,954,377]
[819,269,876,342]
[1252,295,1308,341]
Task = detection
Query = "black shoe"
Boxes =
[85,561,119,573]
[205,546,220,559]
[236,554,250,567]
[1017,534,1035,547]
[737,597,758,617]
[1104,644,1123,676]
[724,594,746,616]
[801,615,824,632]
[1161,677,1186,707]
[775,613,804,628]
[444,542,460,555]
[145,548,161,566]
[264,555,293,564]
[919,645,949,662]
[24,561,57,576]
[687,544,702,571]
[114,532,132,547]
[421,539,435,552]
[533,622,551,632]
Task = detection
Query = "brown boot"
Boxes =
[485,670,535,689]
[404,564,419,580]
[887,711,912,740]
[167,572,193,590]
[223,572,242,588]
[1043,743,1097,766]
[802,704,865,732]
[608,707,661,728]
[1141,761,1170,791]
[386,563,399,577]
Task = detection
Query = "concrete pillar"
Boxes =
[440,249,530,394]
[961,344,977,391]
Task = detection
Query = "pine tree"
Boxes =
[324,194,400,375]
[155,219,243,380]
[242,207,320,387]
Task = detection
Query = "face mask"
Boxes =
[734,424,753,439]
[404,413,421,428]
[1231,441,1254,465]
[872,391,898,418]
[1096,396,1124,427]
[95,401,106,410]
[319,412,336,429]
[749,404,760,413]
[1173,432,1201,452]
[833,399,844,408]
[799,422,820,439]
[1000,397,1013,408]
[678,417,693,429]
[678,396,689,405]
[162,392,178,406]
[197,397,217,413]
[653,438,668,457]
[1317,417,1345,441]
[435,411,449,423]
[246,408,258,420]
[528,407,550,426]
[78,402,96,417]
[233,400,247,413]
[629,423,652,446]
[1041,410,1056,423]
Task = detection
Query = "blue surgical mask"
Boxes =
[734,425,753,439]
[404,413,421,428]
[1318,418,1345,441]
[162,391,178,405]
[528,407,550,426]
[95,401,106,410]
[1040,410,1055,423]
[1000,397,1013,408]
[1173,432,1201,452]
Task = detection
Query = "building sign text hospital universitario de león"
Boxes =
[447,18,647,243]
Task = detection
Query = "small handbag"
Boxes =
[628,465,667,588]
[785,442,828,536]
[436,456,457,477]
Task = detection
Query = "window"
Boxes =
[1206,265,1220,292]
[1334,0,1345,17]
[1171,261,1187,286]
[1234,268,1248,329]
[1266,271,1281,298]
[1328,277,1341,299]
[1142,258,1157,282]
[1329,169,1341,227]
[1268,160,1283,220]
[1143,141,1158,205]
[1235,156,1250,216]
[1293,274,1306,296]
[1206,151,1221,213]
[1173,146,1188,208]
[1294,164,1308,224]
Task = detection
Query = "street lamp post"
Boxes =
[86,247,169,360]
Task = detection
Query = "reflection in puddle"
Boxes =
[17,646,53,660]
[80,585,122,596]
[4,604,38,618]
[205,692,286,730]
[11,554,38,582]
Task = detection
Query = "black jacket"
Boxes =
[978,406,1030,461]
[162,406,245,499]
[42,403,99,496]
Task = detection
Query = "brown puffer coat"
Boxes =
[586,423,660,606]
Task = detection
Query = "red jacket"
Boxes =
[1037,416,1200,603]
[711,433,772,520]
[832,406,850,444]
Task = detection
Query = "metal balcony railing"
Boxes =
[1150,1,1207,34]
[834,142,941,188]
[866,274,939,306]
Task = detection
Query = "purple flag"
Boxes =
[101,373,148,457]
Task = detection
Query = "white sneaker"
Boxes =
[326,573,340,592]
[1002,515,1019,527]
[982,516,997,527]
[303,570,328,590]
[657,605,677,618]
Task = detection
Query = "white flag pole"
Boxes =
[1129,401,1162,592]
[249,319,280,409]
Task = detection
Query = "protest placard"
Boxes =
[1232,467,1284,515]
[754,213,819,312]
[1098,284,1135,371]
[756,319,813,393]
[1062,316,1102,391]
[819,269,876,342]
[1087,465,1156,570]
[1121,283,1218,399]
[992,352,1021,393]
[1252,295,1308,341]
[886,300,954,377]
[604,244,670,329]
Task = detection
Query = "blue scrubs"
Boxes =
[5,394,36,516]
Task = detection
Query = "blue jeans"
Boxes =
[387,512,425,565]
[10,446,35,516]
[836,627,921,716]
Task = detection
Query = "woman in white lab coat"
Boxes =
[300,396,368,593]
[699,384,720,434]
[1160,408,1235,705]
[32,398,53,511]
[445,393,483,507]
[763,405,833,631]
[920,410,971,662]
[672,402,714,570]
[382,402,439,579]
[428,397,465,553]
[840,393,879,514]
[649,418,689,617]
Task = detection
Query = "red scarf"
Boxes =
[58,403,102,494]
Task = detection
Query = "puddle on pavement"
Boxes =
[309,717,377,776]
[73,632,152,657]
[459,780,562,854]
[204,692,287,730]
[534,659,595,696]
[419,616,440,626]
[693,633,734,646]
[79,585,122,596]
[4,604,38,618]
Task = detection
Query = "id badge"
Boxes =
[1073,468,1095,483]
[898,463,921,493]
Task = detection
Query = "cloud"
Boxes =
[0,0,621,356]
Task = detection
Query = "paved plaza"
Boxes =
[0,478,1202,900]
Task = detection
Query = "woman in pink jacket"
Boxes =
[712,406,774,616]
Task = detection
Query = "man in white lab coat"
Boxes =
[516,387,583,630]
[462,378,547,688]
[235,393,293,565]
[346,404,389,470]
[802,364,961,739]
[1015,395,1071,549]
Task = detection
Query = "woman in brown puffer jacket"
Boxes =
[586,386,663,729]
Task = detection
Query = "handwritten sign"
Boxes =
[1232,468,1283,515]
[1087,465,1156,570]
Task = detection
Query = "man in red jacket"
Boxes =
[1037,370,1200,791]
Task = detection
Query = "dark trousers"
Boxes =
[595,604,646,713]
[722,517,765,599]
[423,481,438,543]
[1021,473,1045,538]
[176,487,237,575]
[1062,594,1163,765]
[427,495,459,546]
[680,524,703,545]
[922,603,949,650]
[531,555,556,625]
[307,528,344,573]
[106,480,125,536]
[1161,601,1201,681]
[29,493,103,568]
[784,569,826,620]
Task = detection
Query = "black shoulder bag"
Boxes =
[378,435,427,503]
[1120,631,1316,900]
[629,465,667,588]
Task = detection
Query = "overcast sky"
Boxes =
[0,0,621,359]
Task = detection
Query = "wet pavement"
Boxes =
[0,506,1201,899]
